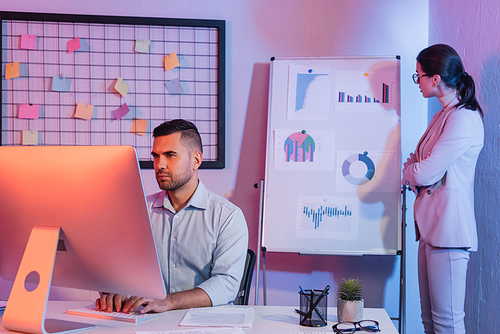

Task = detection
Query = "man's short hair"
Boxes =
[153,119,203,153]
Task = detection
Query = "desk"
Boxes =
[0,301,399,333]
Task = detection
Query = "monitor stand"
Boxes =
[2,225,95,334]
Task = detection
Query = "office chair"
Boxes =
[234,249,256,305]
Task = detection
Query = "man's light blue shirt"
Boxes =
[147,181,248,306]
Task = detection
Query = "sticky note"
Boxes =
[114,78,129,97]
[130,118,147,136]
[22,131,38,146]
[163,52,180,72]
[20,34,37,50]
[5,62,19,80]
[165,78,184,94]
[178,55,190,67]
[112,103,130,120]
[51,76,72,92]
[18,104,40,119]
[135,39,150,53]
[74,103,94,120]
[67,37,81,53]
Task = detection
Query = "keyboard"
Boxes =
[66,306,158,323]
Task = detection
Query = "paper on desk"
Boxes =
[135,328,245,334]
[179,306,253,328]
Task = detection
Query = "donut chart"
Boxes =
[342,151,375,185]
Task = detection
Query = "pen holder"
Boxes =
[298,289,328,327]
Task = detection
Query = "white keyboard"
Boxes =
[66,306,158,323]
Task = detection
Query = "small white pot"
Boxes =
[337,299,364,322]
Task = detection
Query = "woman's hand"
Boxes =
[403,152,417,169]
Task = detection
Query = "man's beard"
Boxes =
[156,167,193,191]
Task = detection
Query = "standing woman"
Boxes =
[403,44,484,333]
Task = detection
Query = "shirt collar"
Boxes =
[152,180,209,212]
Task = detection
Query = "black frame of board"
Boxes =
[0,11,226,169]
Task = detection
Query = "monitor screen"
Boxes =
[0,145,166,333]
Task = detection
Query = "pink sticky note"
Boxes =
[74,103,94,120]
[130,119,148,136]
[20,34,37,50]
[112,103,130,120]
[5,62,19,80]
[22,131,38,146]
[68,37,81,53]
[163,52,180,72]
[18,104,40,119]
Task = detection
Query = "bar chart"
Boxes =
[295,196,358,241]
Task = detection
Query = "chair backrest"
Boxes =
[233,249,256,305]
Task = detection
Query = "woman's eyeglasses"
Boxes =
[412,73,433,84]
[332,320,380,333]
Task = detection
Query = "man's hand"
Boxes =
[121,296,170,314]
[96,288,212,314]
[95,293,128,312]
[95,293,168,313]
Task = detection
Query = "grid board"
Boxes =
[0,11,225,169]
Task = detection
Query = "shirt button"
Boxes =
[171,288,176,292]
[171,263,175,267]
[427,190,432,195]
[171,238,176,243]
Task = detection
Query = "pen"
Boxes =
[304,285,330,319]
[298,285,328,324]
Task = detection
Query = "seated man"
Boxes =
[96,119,248,313]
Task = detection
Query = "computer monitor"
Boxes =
[0,145,166,334]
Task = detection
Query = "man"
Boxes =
[96,119,248,313]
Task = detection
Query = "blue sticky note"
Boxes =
[52,76,72,92]
[165,78,184,94]
[178,55,190,67]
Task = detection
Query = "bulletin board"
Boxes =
[262,56,401,255]
[0,11,225,169]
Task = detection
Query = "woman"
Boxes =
[402,44,484,333]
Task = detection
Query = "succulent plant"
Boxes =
[337,278,363,301]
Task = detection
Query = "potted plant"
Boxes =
[337,278,364,322]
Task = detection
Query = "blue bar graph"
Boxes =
[302,205,352,229]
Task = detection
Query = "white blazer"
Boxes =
[402,100,483,251]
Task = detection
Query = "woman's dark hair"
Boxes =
[417,44,482,116]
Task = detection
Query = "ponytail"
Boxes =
[456,72,483,117]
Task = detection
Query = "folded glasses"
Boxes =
[332,319,380,333]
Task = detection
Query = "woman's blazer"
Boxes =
[402,101,484,251]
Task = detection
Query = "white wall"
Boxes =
[0,1,429,332]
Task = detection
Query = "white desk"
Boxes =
[0,301,399,333]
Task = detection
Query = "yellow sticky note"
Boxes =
[5,62,19,80]
[114,78,129,97]
[74,103,94,120]
[163,52,180,72]
[130,118,148,136]
[22,131,38,146]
